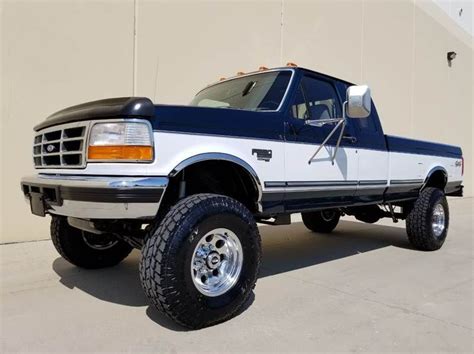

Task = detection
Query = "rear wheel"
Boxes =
[406,187,449,251]
[51,216,133,269]
[302,209,340,233]
[139,193,261,329]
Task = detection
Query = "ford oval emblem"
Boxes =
[46,144,55,153]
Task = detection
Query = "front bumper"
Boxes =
[21,174,168,219]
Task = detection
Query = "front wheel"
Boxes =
[302,209,340,233]
[406,187,449,251]
[51,216,133,269]
[139,194,261,329]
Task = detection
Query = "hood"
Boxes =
[33,97,283,141]
[34,97,154,131]
[151,104,282,141]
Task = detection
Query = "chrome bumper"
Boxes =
[21,174,168,219]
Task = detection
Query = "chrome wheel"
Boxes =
[191,228,243,297]
[431,204,446,238]
[82,232,118,250]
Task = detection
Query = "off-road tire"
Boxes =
[51,216,133,269]
[406,187,449,251]
[302,209,340,233]
[139,193,261,329]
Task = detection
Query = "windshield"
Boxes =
[190,70,292,111]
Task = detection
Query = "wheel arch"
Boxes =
[168,153,263,212]
[422,166,448,191]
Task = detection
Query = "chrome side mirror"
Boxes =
[346,85,371,118]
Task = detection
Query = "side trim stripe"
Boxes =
[389,179,424,185]
[286,181,358,187]
[358,180,387,186]
[264,180,388,189]
[264,181,286,188]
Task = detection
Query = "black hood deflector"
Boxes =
[34,97,154,131]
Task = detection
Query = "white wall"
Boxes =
[1,0,472,243]
[432,0,473,35]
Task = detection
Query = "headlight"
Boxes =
[87,122,153,162]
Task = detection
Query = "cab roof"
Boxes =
[208,66,356,89]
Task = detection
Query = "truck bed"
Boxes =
[385,135,462,158]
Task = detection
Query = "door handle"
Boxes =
[342,134,357,143]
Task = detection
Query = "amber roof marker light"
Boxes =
[214,64,292,86]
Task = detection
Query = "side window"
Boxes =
[301,76,341,120]
[355,101,378,132]
[291,84,309,119]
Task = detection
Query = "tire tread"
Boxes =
[139,193,261,329]
[406,187,449,251]
[50,216,133,269]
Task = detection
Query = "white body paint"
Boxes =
[39,130,463,193]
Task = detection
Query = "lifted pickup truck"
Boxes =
[21,66,464,329]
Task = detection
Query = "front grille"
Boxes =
[33,122,89,168]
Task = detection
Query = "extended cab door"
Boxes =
[336,81,389,204]
[283,73,359,212]
[352,106,389,204]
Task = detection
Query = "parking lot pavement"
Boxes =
[1,197,472,353]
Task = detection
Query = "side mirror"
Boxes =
[346,85,371,118]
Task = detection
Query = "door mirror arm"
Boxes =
[307,102,347,165]
[305,117,341,128]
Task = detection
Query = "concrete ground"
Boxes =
[1,198,472,353]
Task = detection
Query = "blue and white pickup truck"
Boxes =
[21,65,464,329]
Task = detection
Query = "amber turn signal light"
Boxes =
[88,145,153,161]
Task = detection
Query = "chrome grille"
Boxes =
[33,122,89,168]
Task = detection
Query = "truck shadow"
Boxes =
[52,253,189,331]
[259,220,411,278]
[51,220,411,331]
